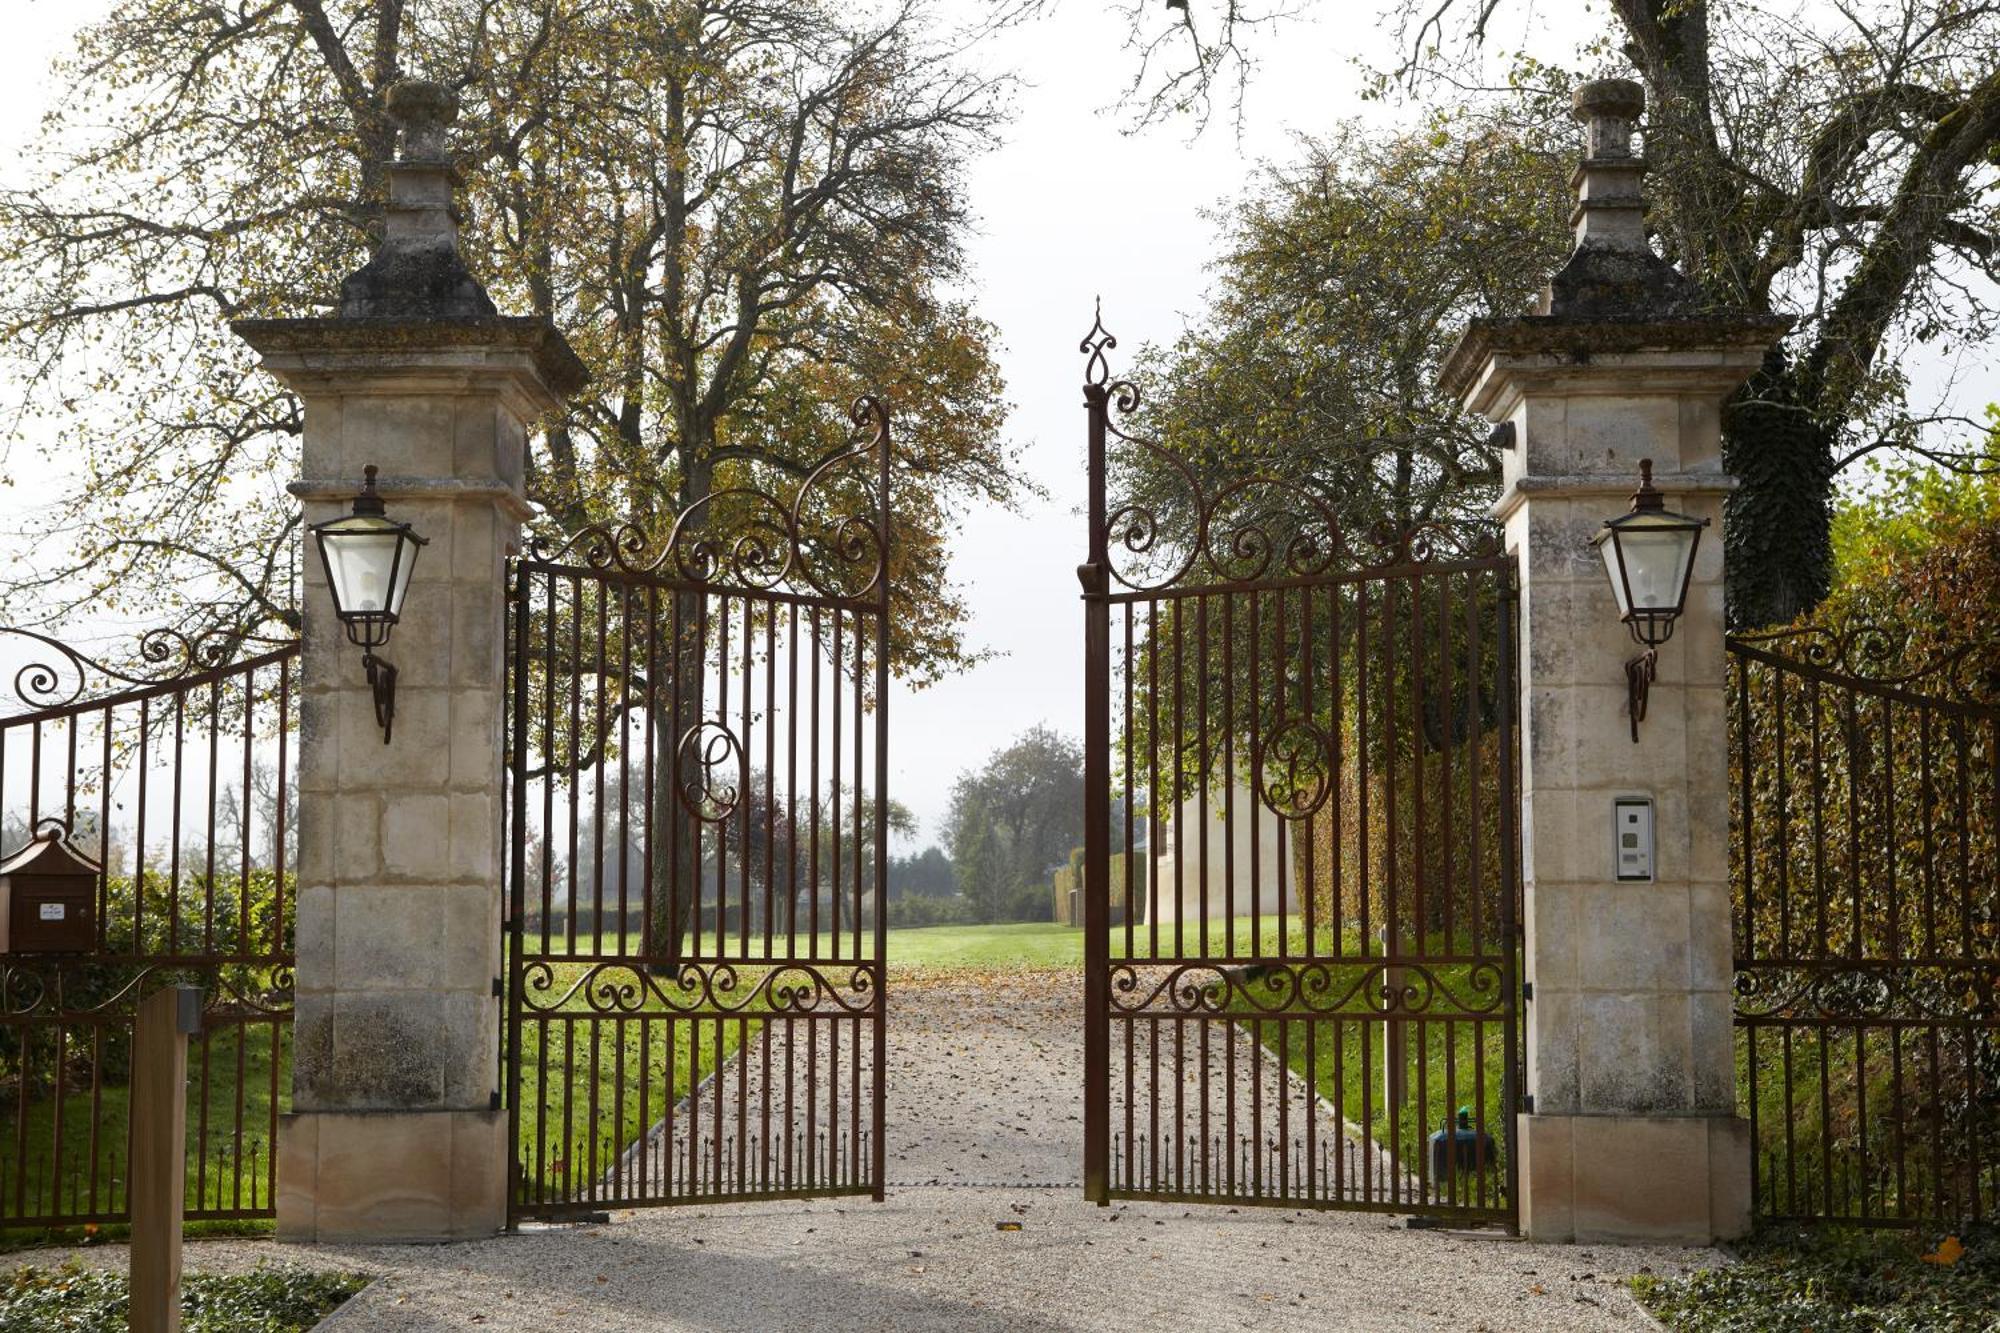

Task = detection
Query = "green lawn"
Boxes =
[878,917,1338,971]
[887,922,1082,970]
[1245,992,1510,1189]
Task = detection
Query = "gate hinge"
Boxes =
[490,1089,502,1112]
[1522,980,1533,1002]
[1523,1094,1536,1115]
[491,976,504,999]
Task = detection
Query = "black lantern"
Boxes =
[309,466,428,743]
[1593,459,1707,741]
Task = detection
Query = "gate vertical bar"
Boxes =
[872,403,892,1203]
[1497,569,1522,1232]
[1080,313,1112,1205]
[505,562,530,1224]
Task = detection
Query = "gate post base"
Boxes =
[1517,1112,1750,1245]
[276,1109,506,1244]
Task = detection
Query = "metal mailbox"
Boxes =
[0,827,100,954]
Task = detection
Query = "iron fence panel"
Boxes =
[0,634,296,1228]
[1730,625,1999,1226]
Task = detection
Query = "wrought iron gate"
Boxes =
[1730,623,1998,1225]
[504,400,891,1221]
[0,630,297,1229]
[1077,318,1521,1222]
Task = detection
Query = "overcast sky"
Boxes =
[0,2,1991,847]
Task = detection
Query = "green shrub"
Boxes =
[1635,1224,2000,1333]
[0,1261,365,1333]
[887,894,972,928]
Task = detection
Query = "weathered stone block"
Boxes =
[450,503,501,582]
[326,791,381,883]
[339,395,458,478]
[1526,987,1581,1113]
[1576,991,1691,1112]
[1689,988,1738,1113]
[321,990,450,1108]
[450,588,502,688]
[332,884,443,990]
[337,687,450,787]
[293,885,335,994]
[437,883,500,992]
[276,1109,506,1243]
[1571,1113,1707,1241]
[447,792,496,880]
[452,397,500,478]
[437,991,500,1105]
[1559,395,1681,476]
[1576,882,1690,991]
[387,583,454,689]
[1517,1112,1575,1241]
[380,793,452,880]
[1688,882,1734,990]
[448,691,500,788]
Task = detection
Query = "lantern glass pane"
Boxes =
[1598,532,1629,617]
[1615,514,1697,615]
[320,516,411,617]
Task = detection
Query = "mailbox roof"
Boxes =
[0,829,102,879]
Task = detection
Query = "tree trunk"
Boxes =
[648,451,716,973]
[648,584,710,970]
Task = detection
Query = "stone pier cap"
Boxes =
[1439,313,1794,420]
[231,316,589,403]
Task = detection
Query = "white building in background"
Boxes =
[1145,775,1291,927]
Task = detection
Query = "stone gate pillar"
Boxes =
[1440,80,1788,1243]
[233,81,585,1242]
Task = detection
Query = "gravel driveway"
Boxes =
[13,969,1714,1331]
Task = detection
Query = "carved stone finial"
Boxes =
[1537,74,1700,319]
[1573,78,1644,159]
[336,78,494,319]
[384,80,459,162]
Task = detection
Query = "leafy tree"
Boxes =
[953,806,1007,924]
[1087,0,2000,629]
[0,0,1034,968]
[1818,410,2000,682]
[888,844,954,899]
[941,725,1088,906]
[1120,117,1569,555]
[0,0,1028,671]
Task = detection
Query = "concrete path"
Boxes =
[15,969,1716,1331]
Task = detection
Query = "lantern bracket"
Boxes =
[362,651,398,744]
[1625,648,1656,744]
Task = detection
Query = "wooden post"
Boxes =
[131,986,200,1333]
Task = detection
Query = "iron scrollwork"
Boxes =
[1107,960,1507,1019]
[0,958,295,1021]
[1733,964,1998,1025]
[0,625,294,720]
[519,960,880,1018]
[1081,309,1499,594]
[1252,717,1337,820]
[1729,619,2000,709]
[528,396,891,600]
[673,721,745,823]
